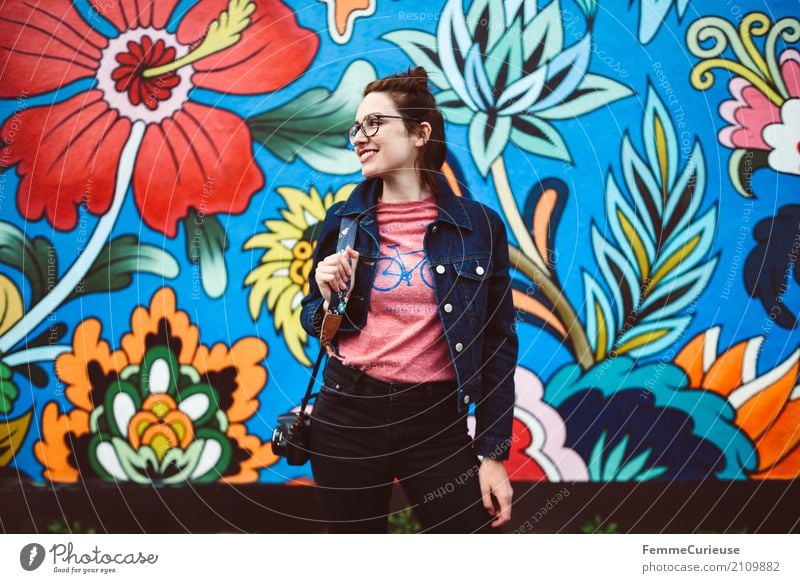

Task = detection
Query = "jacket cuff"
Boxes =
[472,435,513,461]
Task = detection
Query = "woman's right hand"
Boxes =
[314,246,359,311]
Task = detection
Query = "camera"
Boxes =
[270,411,311,465]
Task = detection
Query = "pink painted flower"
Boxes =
[718,49,800,152]
[467,366,588,481]
[0,0,318,237]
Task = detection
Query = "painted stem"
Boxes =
[490,157,549,273]
[0,120,146,354]
[3,345,72,366]
[508,246,594,369]
[490,157,593,369]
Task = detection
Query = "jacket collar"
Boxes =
[334,174,473,231]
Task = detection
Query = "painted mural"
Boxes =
[0,0,798,488]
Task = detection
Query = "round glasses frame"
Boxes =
[347,114,423,145]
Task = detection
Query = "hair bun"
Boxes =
[408,66,430,93]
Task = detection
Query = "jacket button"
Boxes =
[463,394,470,404]
[444,303,453,313]
[455,342,463,351]
[476,265,485,275]
[435,265,445,274]
[432,225,438,233]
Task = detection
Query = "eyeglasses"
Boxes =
[347,113,423,145]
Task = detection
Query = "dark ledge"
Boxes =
[1,478,798,533]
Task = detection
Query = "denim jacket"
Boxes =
[300,175,518,460]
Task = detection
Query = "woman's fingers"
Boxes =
[318,266,345,291]
[495,485,513,526]
[338,252,352,278]
[317,253,351,292]
[480,483,495,516]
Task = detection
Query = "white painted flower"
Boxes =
[764,98,800,176]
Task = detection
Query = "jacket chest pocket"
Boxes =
[454,255,491,325]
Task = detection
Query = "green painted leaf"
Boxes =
[729,148,768,198]
[0,222,56,305]
[247,60,377,175]
[64,234,179,303]
[184,209,227,298]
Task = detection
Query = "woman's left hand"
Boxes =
[478,459,513,527]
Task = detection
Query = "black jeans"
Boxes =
[309,357,497,533]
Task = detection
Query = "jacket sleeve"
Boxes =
[300,202,345,340]
[472,210,519,461]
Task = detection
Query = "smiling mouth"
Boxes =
[359,149,378,163]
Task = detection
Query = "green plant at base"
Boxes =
[388,507,422,534]
[48,519,96,534]
[580,514,619,533]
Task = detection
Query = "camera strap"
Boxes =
[320,215,359,357]
[300,215,359,413]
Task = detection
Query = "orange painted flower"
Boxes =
[675,325,800,479]
[35,287,275,484]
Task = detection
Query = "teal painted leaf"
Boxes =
[521,0,564,62]
[584,83,717,360]
[603,434,630,480]
[469,111,512,177]
[583,270,617,357]
[465,0,506,54]
[622,135,663,224]
[605,173,656,277]
[509,114,572,162]
[381,30,450,90]
[436,89,474,124]
[639,0,690,44]
[591,224,641,329]
[643,82,679,189]
[537,74,635,120]
[641,258,719,320]
[574,0,599,22]
[652,207,716,277]
[616,448,652,480]
[614,315,693,356]
[483,17,524,88]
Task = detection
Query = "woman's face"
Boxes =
[351,92,425,179]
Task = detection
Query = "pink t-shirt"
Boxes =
[333,194,457,383]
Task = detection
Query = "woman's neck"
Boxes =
[378,172,432,203]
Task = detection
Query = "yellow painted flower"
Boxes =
[244,183,355,365]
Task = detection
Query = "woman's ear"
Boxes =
[416,121,432,146]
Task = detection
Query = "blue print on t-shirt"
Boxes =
[372,244,434,291]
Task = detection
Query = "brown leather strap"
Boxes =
[320,311,342,356]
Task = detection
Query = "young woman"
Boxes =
[300,66,518,533]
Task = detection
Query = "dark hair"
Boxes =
[362,66,447,196]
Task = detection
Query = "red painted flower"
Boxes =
[0,0,318,237]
